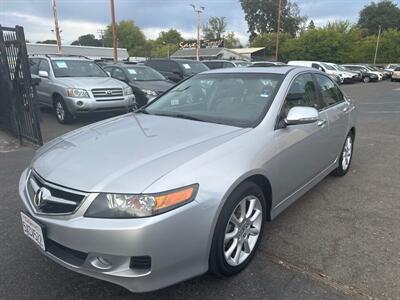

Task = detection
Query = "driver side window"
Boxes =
[282,74,319,117]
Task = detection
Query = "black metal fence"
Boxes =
[0,25,43,145]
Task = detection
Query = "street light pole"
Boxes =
[373,25,382,65]
[51,0,62,54]
[110,0,118,63]
[190,4,204,61]
[275,0,282,62]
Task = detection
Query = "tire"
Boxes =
[209,182,266,277]
[54,96,72,124]
[363,76,370,83]
[332,132,354,177]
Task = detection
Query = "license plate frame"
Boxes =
[21,211,46,251]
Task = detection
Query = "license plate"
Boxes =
[21,212,46,251]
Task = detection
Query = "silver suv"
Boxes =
[29,55,135,123]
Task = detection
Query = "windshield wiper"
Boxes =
[153,112,206,122]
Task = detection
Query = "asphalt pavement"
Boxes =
[1,80,399,299]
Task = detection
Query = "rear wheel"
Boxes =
[209,182,265,276]
[332,132,354,176]
[54,96,72,124]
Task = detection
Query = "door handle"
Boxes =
[317,119,327,127]
[343,106,349,112]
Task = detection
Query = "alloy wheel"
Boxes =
[342,136,352,171]
[224,195,263,266]
[55,101,65,122]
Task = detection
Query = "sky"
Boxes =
[1,0,399,46]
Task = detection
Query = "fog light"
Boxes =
[76,101,84,106]
[89,256,112,270]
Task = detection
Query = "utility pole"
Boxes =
[190,4,205,61]
[275,0,282,61]
[110,0,118,62]
[373,25,381,64]
[51,0,62,54]
[97,29,106,47]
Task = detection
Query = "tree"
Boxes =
[251,32,292,59]
[203,17,227,39]
[155,29,184,45]
[358,0,400,34]
[224,32,242,48]
[71,34,102,47]
[36,40,57,44]
[240,0,307,41]
[104,20,146,56]
[307,20,316,30]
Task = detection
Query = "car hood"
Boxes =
[55,77,128,89]
[32,114,246,193]
[130,80,174,93]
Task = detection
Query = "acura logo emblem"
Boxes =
[34,187,51,208]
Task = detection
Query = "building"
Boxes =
[230,47,266,61]
[171,48,248,61]
[26,43,129,60]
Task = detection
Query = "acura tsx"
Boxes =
[19,66,356,292]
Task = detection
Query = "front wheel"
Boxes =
[209,182,265,276]
[54,96,72,124]
[332,132,354,176]
[363,76,370,83]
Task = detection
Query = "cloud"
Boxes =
[0,12,106,44]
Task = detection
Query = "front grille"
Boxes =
[27,171,87,214]
[92,88,123,100]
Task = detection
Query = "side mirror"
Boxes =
[285,106,319,126]
[38,70,49,78]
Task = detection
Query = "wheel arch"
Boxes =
[52,92,63,108]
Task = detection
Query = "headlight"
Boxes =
[141,89,158,97]
[85,184,198,218]
[67,88,89,98]
[123,86,133,95]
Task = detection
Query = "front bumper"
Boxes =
[18,169,211,292]
[64,95,135,115]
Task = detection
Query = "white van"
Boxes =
[287,60,352,84]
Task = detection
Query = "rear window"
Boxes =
[178,61,209,75]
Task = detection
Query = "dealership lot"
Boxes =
[0,81,399,299]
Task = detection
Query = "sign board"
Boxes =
[179,39,224,49]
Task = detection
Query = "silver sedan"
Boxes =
[19,66,356,292]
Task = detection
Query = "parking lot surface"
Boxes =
[1,81,399,299]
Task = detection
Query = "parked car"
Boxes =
[202,60,251,69]
[103,63,174,107]
[249,61,286,67]
[391,66,400,82]
[346,65,383,80]
[325,63,362,83]
[29,55,135,124]
[287,61,345,84]
[144,58,209,83]
[341,65,379,83]
[19,66,356,293]
[368,65,389,79]
[385,64,399,75]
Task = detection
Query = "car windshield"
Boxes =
[143,73,283,128]
[126,66,166,81]
[335,65,346,71]
[179,61,209,75]
[51,60,108,77]
[321,63,335,70]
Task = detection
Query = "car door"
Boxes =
[273,73,331,202]
[37,59,52,106]
[314,74,350,164]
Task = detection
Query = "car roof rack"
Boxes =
[29,54,91,60]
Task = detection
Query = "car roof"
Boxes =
[202,66,303,75]
[147,58,203,63]
[30,55,90,61]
